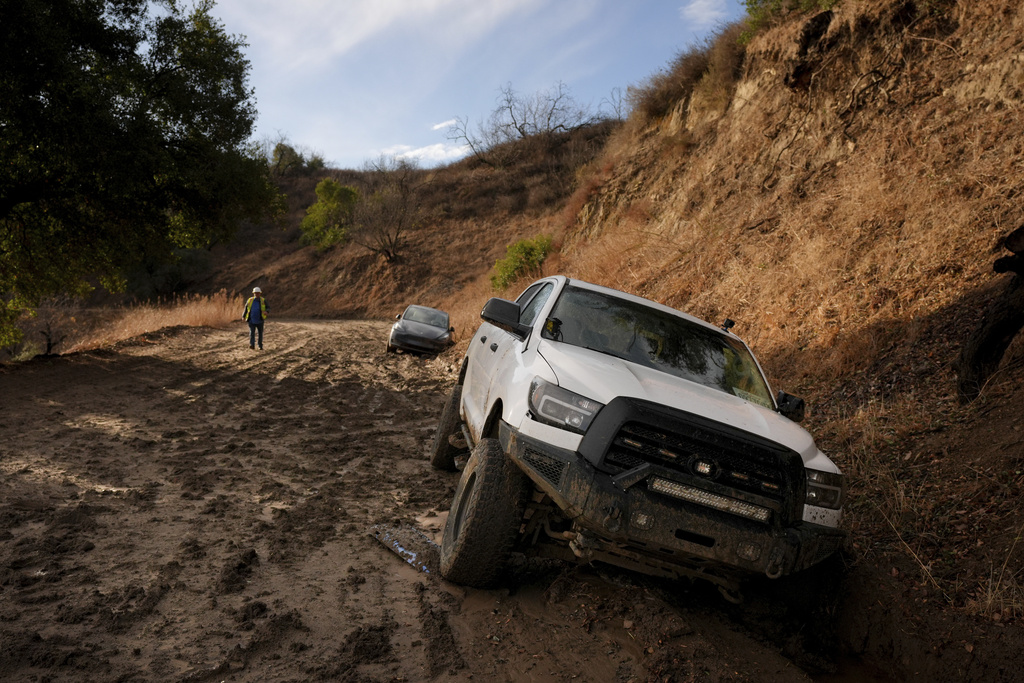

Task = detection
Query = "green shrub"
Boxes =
[300,178,359,251]
[306,154,326,172]
[491,235,553,290]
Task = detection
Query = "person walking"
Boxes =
[243,287,268,350]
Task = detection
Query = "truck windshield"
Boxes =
[540,285,773,408]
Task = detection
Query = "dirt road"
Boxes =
[0,321,832,682]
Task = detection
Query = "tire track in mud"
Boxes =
[0,321,464,681]
[0,321,827,682]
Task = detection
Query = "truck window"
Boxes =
[519,283,554,327]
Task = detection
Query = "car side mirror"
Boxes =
[776,391,806,423]
[481,297,531,339]
[395,314,401,320]
[449,326,455,332]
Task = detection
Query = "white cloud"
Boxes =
[432,119,458,131]
[218,0,546,72]
[381,142,470,165]
[679,0,729,28]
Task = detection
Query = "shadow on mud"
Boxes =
[371,518,894,681]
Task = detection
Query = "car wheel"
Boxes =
[440,438,528,587]
[430,384,465,471]
[386,338,395,353]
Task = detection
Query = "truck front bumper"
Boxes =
[500,422,844,579]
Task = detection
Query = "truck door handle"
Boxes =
[490,343,499,352]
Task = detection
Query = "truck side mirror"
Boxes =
[481,298,531,339]
[776,391,806,423]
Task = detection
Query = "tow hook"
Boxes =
[765,548,786,579]
[569,531,601,560]
[602,506,622,533]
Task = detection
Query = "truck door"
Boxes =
[463,282,552,442]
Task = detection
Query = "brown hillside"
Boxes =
[199,122,617,321]
[197,1,1023,678]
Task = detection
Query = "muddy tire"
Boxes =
[440,438,528,587]
[430,384,464,471]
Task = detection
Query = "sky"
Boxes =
[213,0,749,170]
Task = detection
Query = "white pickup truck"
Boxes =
[431,276,845,598]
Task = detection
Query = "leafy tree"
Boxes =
[306,154,327,172]
[267,136,327,176]
[300,179,359,251]
[272,142,308,176]
[0,0,282,346]
[350,156,425,263]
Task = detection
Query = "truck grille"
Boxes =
[604,421,787,502]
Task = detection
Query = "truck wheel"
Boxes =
[430,384,465,471]
[440,438,528,587]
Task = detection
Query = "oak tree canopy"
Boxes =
[0,0,282,345]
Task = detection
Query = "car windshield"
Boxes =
[404,306,448,329]
[540,285,773,407]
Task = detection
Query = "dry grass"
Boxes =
[628,46,711,123]
[66,291,243,353]
[627,22,746,126]
[964,540,1024,622]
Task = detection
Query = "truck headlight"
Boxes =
[528,378,604,434]
[805,468,845,510]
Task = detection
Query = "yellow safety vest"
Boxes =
[244,296,268,321]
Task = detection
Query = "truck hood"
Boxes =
[538,340,822,463]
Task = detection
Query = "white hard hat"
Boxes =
[253,287,262,293]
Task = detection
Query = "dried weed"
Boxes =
[66,291,242,352]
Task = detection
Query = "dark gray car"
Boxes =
[386,305,454,354]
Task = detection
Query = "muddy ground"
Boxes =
[0,320,1002,682]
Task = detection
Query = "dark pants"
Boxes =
[248,322,264,349]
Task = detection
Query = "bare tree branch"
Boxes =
[447,81,597,168]
[349,155,425,262]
